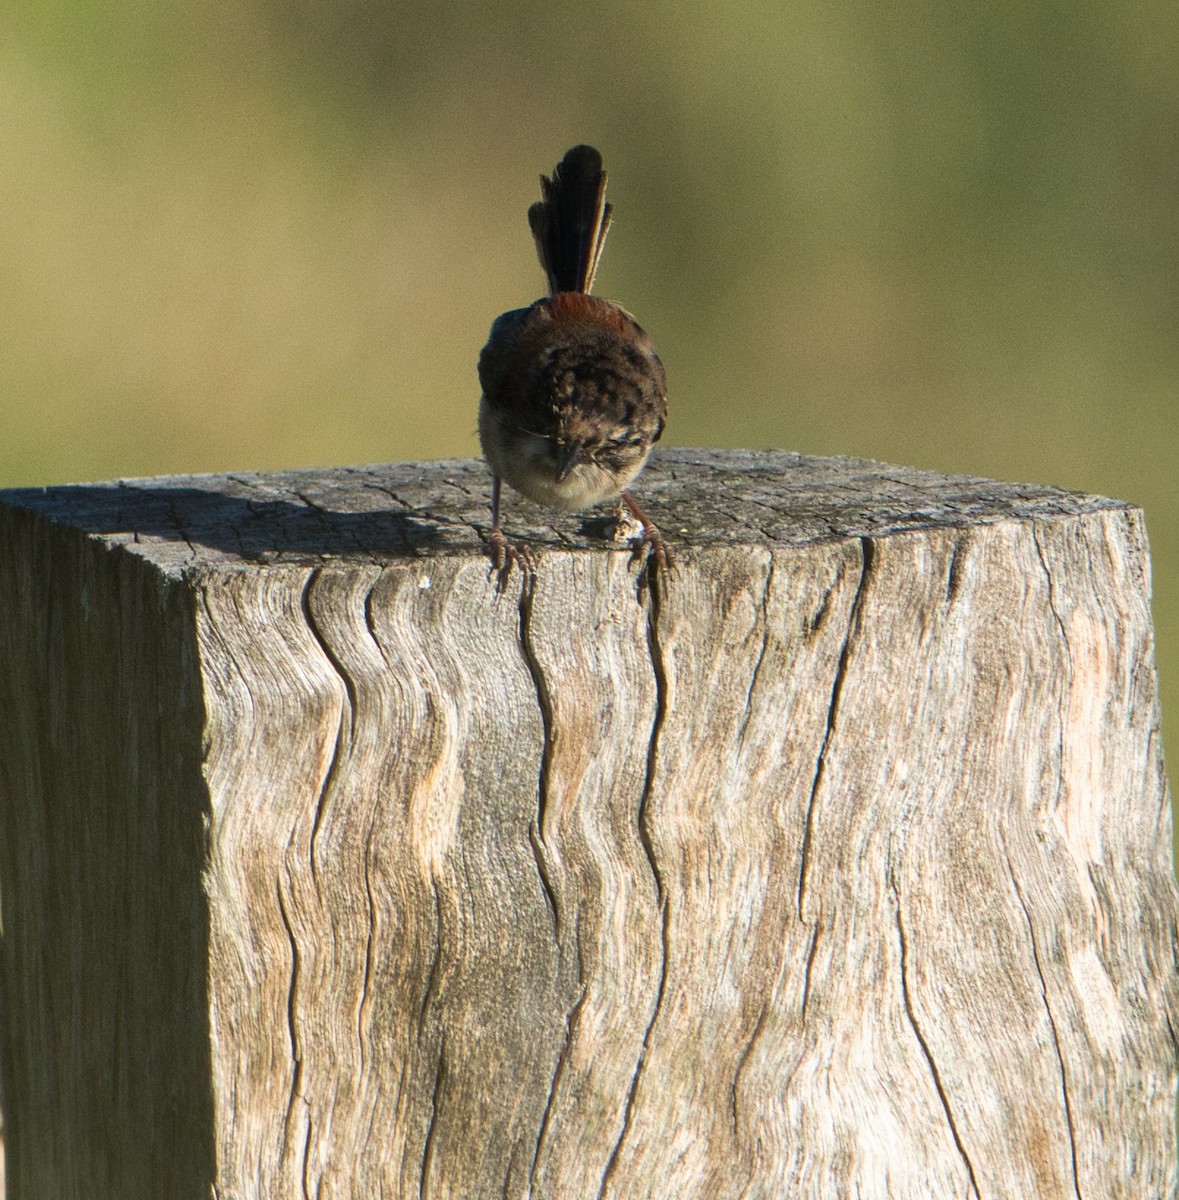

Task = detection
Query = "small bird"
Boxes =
[477,144,669,574]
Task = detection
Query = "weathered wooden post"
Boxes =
[0,449,1175,1198]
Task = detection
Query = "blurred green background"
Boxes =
[2,0,1177,843]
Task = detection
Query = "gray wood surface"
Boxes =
[0,449,1175,1198]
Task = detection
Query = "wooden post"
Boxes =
[0,449,1175,1199]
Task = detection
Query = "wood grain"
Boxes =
[0,449,1174,1198]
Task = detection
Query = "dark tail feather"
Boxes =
[528,144,613,295]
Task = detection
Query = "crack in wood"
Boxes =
[730,1003,770,1141]
[355,845,377,1075]
[1033,524,1072,821]
[419,889,444,1043]
[637,573,669,911]
[369,481,479,542]
[419,1032,447,1199]
[1165,1006,1179,1059]
[3,459,1171,1195]
[160,491,199,565]
[807,578,837,638]
[1001,834,1084,1200]
[516,572,561,943]
[735,554,775,750]
[510,560,592,1194]
[300,1119,314,1200]
[298,568,353,896]
[596,571,671,1199]
[311,488,387,563]
[798,536,874,923]
[529,943,589,1195]
[945,532,970,606]
[275,877,309,1191]
[597,905,670,1200]
[893,881,982,1199]
[356,584,386,1077]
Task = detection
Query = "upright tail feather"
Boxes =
[528,145,613,295]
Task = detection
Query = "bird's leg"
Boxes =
[487,475,508,568]
[619,491,673,576]
[486,476,535,578]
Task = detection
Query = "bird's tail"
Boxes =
[528,144,613,295]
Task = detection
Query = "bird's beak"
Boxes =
[554,442,585,483]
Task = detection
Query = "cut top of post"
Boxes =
[0,449,1130,578]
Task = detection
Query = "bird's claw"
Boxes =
[487,528,536,586]
[630,524,674,589]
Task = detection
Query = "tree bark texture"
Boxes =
[0,449,1175,1199]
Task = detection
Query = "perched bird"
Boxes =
[477,144,669,574]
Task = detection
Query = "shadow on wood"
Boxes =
[0,450,1175,1198]
[0,503,214,1197]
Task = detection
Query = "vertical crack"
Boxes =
[420,1032,447,1199]
[596,570,670,1199]
[806,579,836,638]
[419,889,444,1040]
[516,562,681,1195]
[892,881,981,1198]
[730,1004,769,1140]
[276,878,310,1195]
[1033,524,1071,816]
[301,1122,314,1200]
[299,568,355,894]
[1002,835,1084,1199]
[945,532,969,607]
[798,537,873,921]
[355,576,388,1071]
[636,573,669,908]
[597,914,669,1200]
[735,555,775,749]
[161,493,199,565]
[516,573,560,941]
[529,924,589,1194]
[355,838,377,1071]
[1032,524,1070,664]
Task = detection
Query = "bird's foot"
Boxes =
[487,527,536,587]
[615,494,674,588]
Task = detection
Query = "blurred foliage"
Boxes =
[1,0,1177,853]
